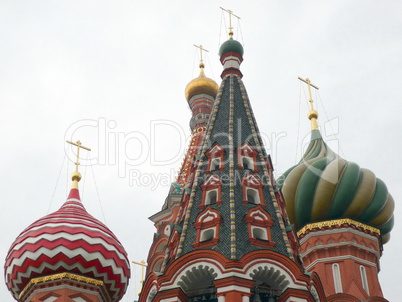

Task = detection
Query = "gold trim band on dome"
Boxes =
[297,218,380,237]
[19,272,110,300]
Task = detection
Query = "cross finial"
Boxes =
[220,7,241,38]
[66,140,91,188]
[298,77,320,130]
[193,44,209,66]
[132,260,148,296]
[66,140,91,172]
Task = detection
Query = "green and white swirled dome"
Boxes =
[278,106,394,244]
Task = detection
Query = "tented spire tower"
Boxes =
[140,29,325,302]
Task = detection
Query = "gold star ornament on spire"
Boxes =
[298,76,320,130]
[66,140,91,188]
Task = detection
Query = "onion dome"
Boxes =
[219,31,244,79]
[218,37,244,57]
[4,171,130,301]
[278,89,394,244]
[185,62,219,101]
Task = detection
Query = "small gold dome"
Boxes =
[185,64,219,101]
[308,109,318,120]
[71,171,82,182]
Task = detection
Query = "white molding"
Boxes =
[217,285,250,293]
[305,255,377,271]
[301,241,380,259]
[222,56,241,70]
[299,227,379,246]
[285,298,308,302]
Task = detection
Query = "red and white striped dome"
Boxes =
[4,188,130,301]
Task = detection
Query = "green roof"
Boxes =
[219,38,244,56]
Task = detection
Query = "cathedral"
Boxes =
[4,12,394,302]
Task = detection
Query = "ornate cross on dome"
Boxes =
[220,7,241,37]
[66,140,91,172]
[193,44,209,65]
[298,77,320,130]
[298,77,319,111]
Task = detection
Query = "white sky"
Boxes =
[1,1,401,301]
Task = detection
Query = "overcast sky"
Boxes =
[1,1,401,301]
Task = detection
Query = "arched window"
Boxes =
[242,173,265,206]
[237,142,259,172]
[245,205,275,248]
[205,189,218,205]
[332,263,343,293]
[193,207,221,248]
[252,227,268,240]
[360,265,369,295]
[200,228,215,242]
[211,158,221,171]
[246,187,260,204]
[200,175,222,209]
[205,142,225,173]
[242,156,254,170]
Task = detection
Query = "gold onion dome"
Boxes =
[185,63,219,101]
[277,129,394,244]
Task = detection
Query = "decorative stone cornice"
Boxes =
[20,273,110,301]
[297,218,380,237]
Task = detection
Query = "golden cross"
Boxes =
[220,7,241,37]
[132,260,147,295]
[298,77,320,130]
[298,77,319,111]
[66,140,91,172]
[193,44,209,64]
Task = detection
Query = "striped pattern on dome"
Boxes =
[277,130,394,244]
[4,188,130,301]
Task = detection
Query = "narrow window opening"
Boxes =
[252,227,268,240]
[242,156,253,170]
[332,263,343,293]
[211,158,220,171]
[200,228,215,242]
[247,192,255,203]
[206,190,218,205]
[360,265,369,294]
[247,188,260,204]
